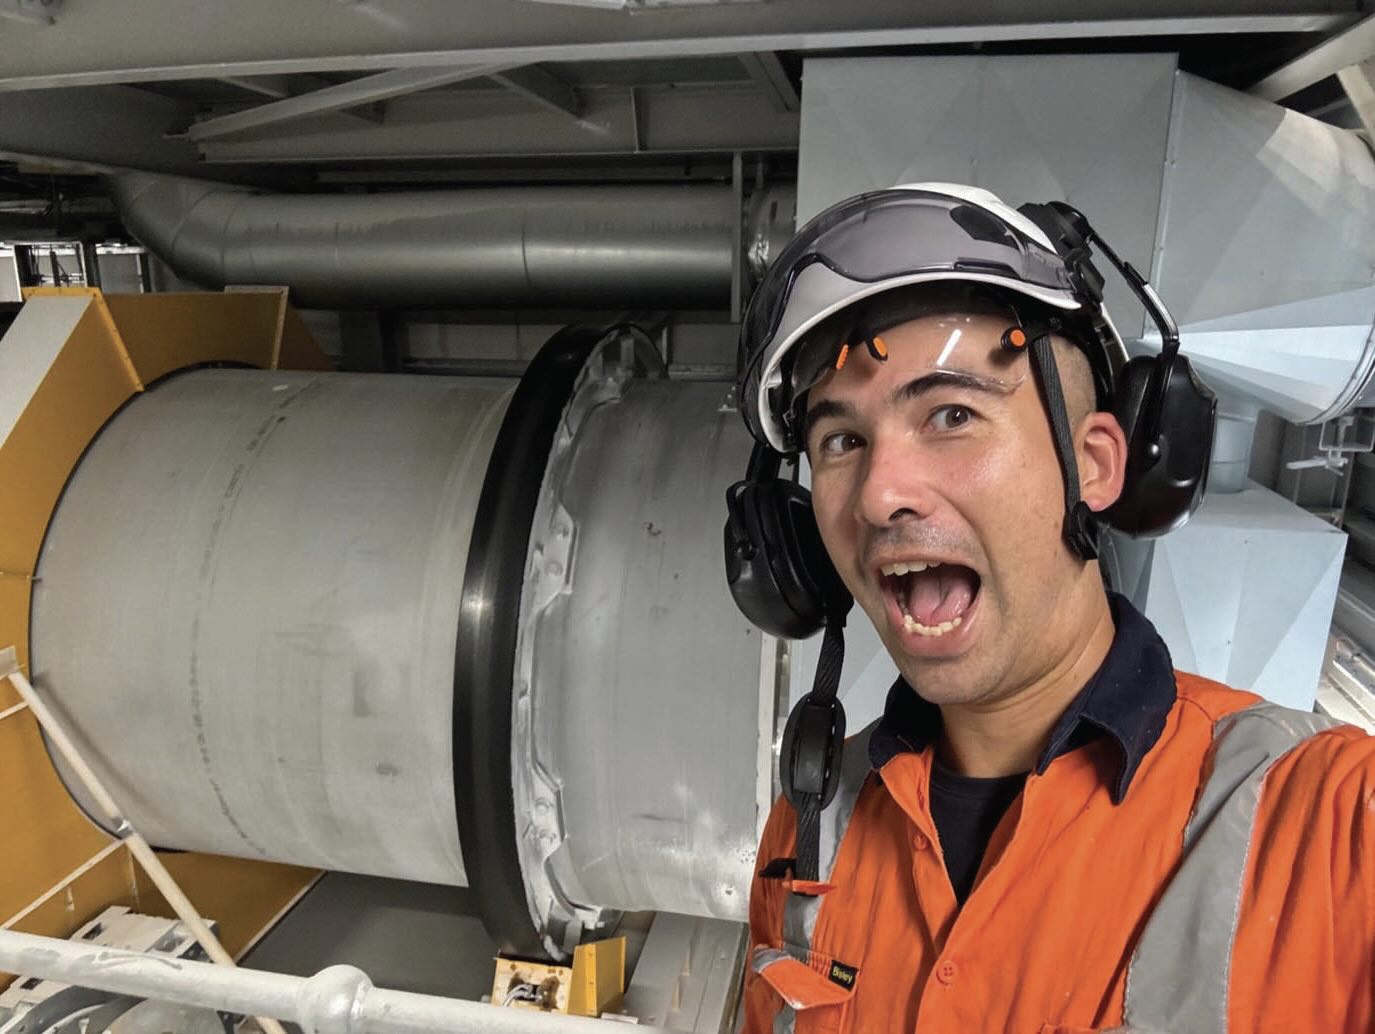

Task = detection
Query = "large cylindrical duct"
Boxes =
[29,329,763,958]
[33,370,509,885]
[110,173,796,310]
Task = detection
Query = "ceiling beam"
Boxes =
[0,12,1352,91]
[187,63,516,142]
[0,85,207,177]
[1336,58,1375,139]
[217,74,295,99]
[193,82,795,163]
[216,74,385,124]
[1250,10,1375,101]
[738,51,798,112]
[487,66,582,118]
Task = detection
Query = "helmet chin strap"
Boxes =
[1024,326,1102,561]
[765,322,1097,898]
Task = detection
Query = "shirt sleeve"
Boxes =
[1232,726,1375,1033]
[739,793,796,1034]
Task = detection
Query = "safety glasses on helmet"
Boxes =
[741,187,1104,452]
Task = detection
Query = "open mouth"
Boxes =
[878,560,982,639]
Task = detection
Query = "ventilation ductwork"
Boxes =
[110,172,795,310]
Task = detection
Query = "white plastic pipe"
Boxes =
[0,929,666,1034]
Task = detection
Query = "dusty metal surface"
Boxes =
[513,363,758,937]
[31,368,514,884]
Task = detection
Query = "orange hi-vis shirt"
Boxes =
[743,606,1375,1032]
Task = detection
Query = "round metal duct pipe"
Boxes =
[110,172,797,310]
[29,328,764,958]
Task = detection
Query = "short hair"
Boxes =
[1052,335,1097,427]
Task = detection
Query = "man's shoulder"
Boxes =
[1170,669,1375,812]
[1170,669,1262,725]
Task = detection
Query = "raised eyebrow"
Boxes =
[891,370,1016,406]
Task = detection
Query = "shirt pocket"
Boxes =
[751,942,857,1034]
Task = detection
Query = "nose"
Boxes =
[856,430,937,528]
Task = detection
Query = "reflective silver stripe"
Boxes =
[1123,702,1342,1034]
[751,946,792,974]
[750,947,797,1033]
[769,718,873,1034]
[782,721,878,955]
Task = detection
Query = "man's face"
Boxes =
[803,311,1111,706]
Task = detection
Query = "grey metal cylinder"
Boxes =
[31,369,514,885]
[112,173,795,310]
[29,357,766,933]
[512,370,760,947]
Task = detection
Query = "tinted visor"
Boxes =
[743,189,1075,378]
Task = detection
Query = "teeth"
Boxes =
[881,561,933,577]
[902,614,964,637]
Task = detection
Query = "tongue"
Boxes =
[907,566,977,626]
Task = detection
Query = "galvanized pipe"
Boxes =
[0,929,671,1034]
[110,172,795,310]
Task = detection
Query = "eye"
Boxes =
[929,404,974,432]
[816,430,865,457]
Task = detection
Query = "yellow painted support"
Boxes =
[0,574,28,711]
[0,298,140,574]
[490,937,627,1018]
[0,709,110,920]
[132,854,321,960]
[569,936,627,1018]
[0,288,331,987]
[0,843,137,984]
[3,843,134,935]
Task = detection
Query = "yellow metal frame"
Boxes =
[0,287,329,978]
[490,937,626,1018]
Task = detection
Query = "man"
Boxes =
[729,184,1375,1032]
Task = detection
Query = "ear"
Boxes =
[1077,411,1128,513]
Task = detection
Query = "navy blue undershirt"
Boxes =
[929,761,1027,904]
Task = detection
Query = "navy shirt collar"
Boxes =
[868,593,1176,804]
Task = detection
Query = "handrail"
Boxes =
[0,928,670,1034]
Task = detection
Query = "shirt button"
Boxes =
[911,832,929,851]
[936,960,958,985]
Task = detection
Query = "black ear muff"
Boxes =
[1108,353,1216,537]
[1112,354,1157,448]
[1020,198,1218,543]
[724,444,852,639]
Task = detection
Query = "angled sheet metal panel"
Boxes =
[1153,72,1375,423]
[798,53,1177,338]
[1119,487,1347,709]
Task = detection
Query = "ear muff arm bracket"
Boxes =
[1040,202,1182,360]
[1021,198,1216,540]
